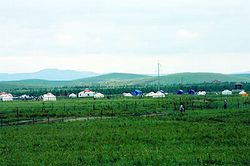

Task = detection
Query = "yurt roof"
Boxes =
[95,92,104,95]
[0,92,13,97]
[235,82,243,86]
[239,91,245,94]
[123,93,133,96]
[44,93,55,97]
[222,89,232,92]
[156,91,164,94]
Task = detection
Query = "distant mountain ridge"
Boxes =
[0,69,98,81]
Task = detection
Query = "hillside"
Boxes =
[233,73,250,78]
[0,72,250,90]
[134,73,250,85]
[0,73,150,90]
[74,73,151,85]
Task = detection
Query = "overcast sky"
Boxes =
[0,0,249,74]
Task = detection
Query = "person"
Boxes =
[224,100,228,109]
[179,104,185,112]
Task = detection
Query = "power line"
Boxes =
[157,62,160,91]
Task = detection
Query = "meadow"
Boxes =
[0,95,249,124]
[0,95,250,165]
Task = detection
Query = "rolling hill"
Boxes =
[233,73,250,78]
[0,73,151,89]
[73,73,151,85]
[0,72,250,90]
[134,73,250,85]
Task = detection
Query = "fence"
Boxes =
[0,96,249,127]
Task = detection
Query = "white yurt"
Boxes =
[145,92,155,97]
[69,93,77,98]
[20,94,30,100]
[43,93,57,101]
[239,90,246,95]
[0,92,13,101]
[197,91,206,96]
[94,93,105,99]
[123,93,133,97]
[78,89,95,98]
[222,90,233,96]
[152,91,166,98]
[239,90,248,97]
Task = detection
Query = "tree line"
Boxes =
[2,82,249,97]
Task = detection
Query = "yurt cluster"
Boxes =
[0,88,248,102]
[0,89,105,102]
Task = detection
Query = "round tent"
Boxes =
[69,93,77,98]
[239,90,246,95]
[123,93,133,97]
[222,90,233,96]
[0,92,13,101]
[43,93,56,101]
[152,91,165,98]
[235,83,243,90]
[78,89,95,98]
[160,90,168,95]
[131,90,142,96]
[177,90,184,95]
[197,91,206,96]
[188,89,195,95]
[160,90,165,93]
[94,93,105,99]
[145,92,155,97]
[20,94,30,99]
[239,91,248,97]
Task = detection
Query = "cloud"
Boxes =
[175,29,202,42]
[0,53,249,74]
[0,0,249,73]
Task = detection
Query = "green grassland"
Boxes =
[0,95,249,123]
[0,95,250,165]
[0,108,250,165]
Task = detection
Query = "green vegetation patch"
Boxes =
[1,109,250,165]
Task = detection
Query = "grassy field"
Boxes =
[1,95,249,119]
[0,96,250,165]
[0,108,250,165]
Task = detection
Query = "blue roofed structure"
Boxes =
[131,90,143,96]
[188,89,195,95]
[177,90,184,95]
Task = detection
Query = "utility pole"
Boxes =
[157,62,160,91]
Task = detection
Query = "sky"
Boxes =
[0,0,249,74]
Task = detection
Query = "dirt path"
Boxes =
[1,112,167,127]
[64,116,113,122]
[1,116,114,127]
